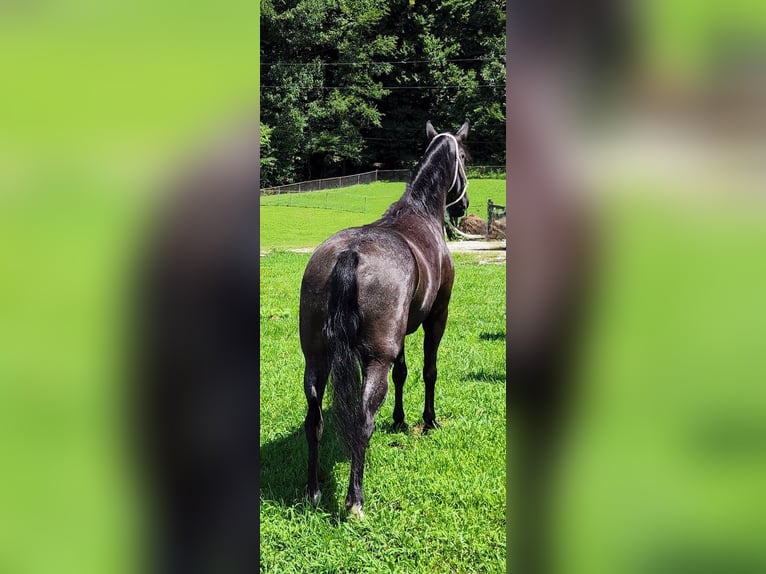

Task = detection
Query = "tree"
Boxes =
[259,0,506,186]
[259,123,278,186]
[260,0,396,186]
[369,0,506,168]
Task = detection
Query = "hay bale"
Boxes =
[458,214,487,235]
[488,216,506,240]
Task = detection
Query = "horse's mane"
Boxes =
[381,136,458,221]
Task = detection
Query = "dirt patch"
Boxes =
[447,241,506,263]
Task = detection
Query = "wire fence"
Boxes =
[260,170,409,196]
[260,187,371,213]
[260,166,505,213]
[259,166,505,196]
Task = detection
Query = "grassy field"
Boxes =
[5,176,765,573]
[258,172,507,571]
[0,4,261,572]
[260,178,505,249]
[0,185,144,573]
[550,193,766,573]
[259,250,507,573]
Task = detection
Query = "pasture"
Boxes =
[260,178,505,249]
[3,173,766,573]
[259,176,508,572]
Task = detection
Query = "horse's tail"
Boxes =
[323,250,363,457]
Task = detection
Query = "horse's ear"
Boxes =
[426,120,438,142]
[455,120,470,142]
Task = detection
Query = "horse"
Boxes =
[299,120,470,518]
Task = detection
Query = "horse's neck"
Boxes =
[383,190,448,250]
[403,169,450,219]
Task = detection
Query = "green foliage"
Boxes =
[260,123,278,183]
[261,0,397,185]
[358,0,507,169]
[260,0,506,186]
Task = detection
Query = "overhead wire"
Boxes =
[260,84,504,90]
[261,56,505,67]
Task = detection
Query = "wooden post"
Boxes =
[487,199,494,235]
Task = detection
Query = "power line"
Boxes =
[261,84,505,90]
[261,56,504,67]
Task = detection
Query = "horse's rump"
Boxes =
[301,228,418,358]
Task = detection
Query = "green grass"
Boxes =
[0,185,143,574]
[551,192,766,573]
[259,251,507,573]
[259,179,506,249]
[7,176,764,573]
[258,174,507,571]
[0,4,260,572]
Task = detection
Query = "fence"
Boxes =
[487,199,506,236]
[260,167,506,214]
[259,166,505,196]
[260,169,410,196]
[261,188,371,213]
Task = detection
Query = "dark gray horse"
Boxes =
[299,121,470,518]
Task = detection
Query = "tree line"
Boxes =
[260,0,506,188]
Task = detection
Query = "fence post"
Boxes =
[487,200,493,234]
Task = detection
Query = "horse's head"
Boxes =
[426,120,470,222]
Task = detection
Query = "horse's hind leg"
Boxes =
[392,348,407,430]
[346,362,390,518]
[422,311,448,430]
[303,357,329,505]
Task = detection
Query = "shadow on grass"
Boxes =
[380,419,411,435]
[463,369,506,384]
[260,410,346,514]
[479,330,506,341]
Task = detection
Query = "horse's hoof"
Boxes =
[348,504,365,520]
[392,420,408,433]
[423,419,441,432]
[306,488,322,505]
